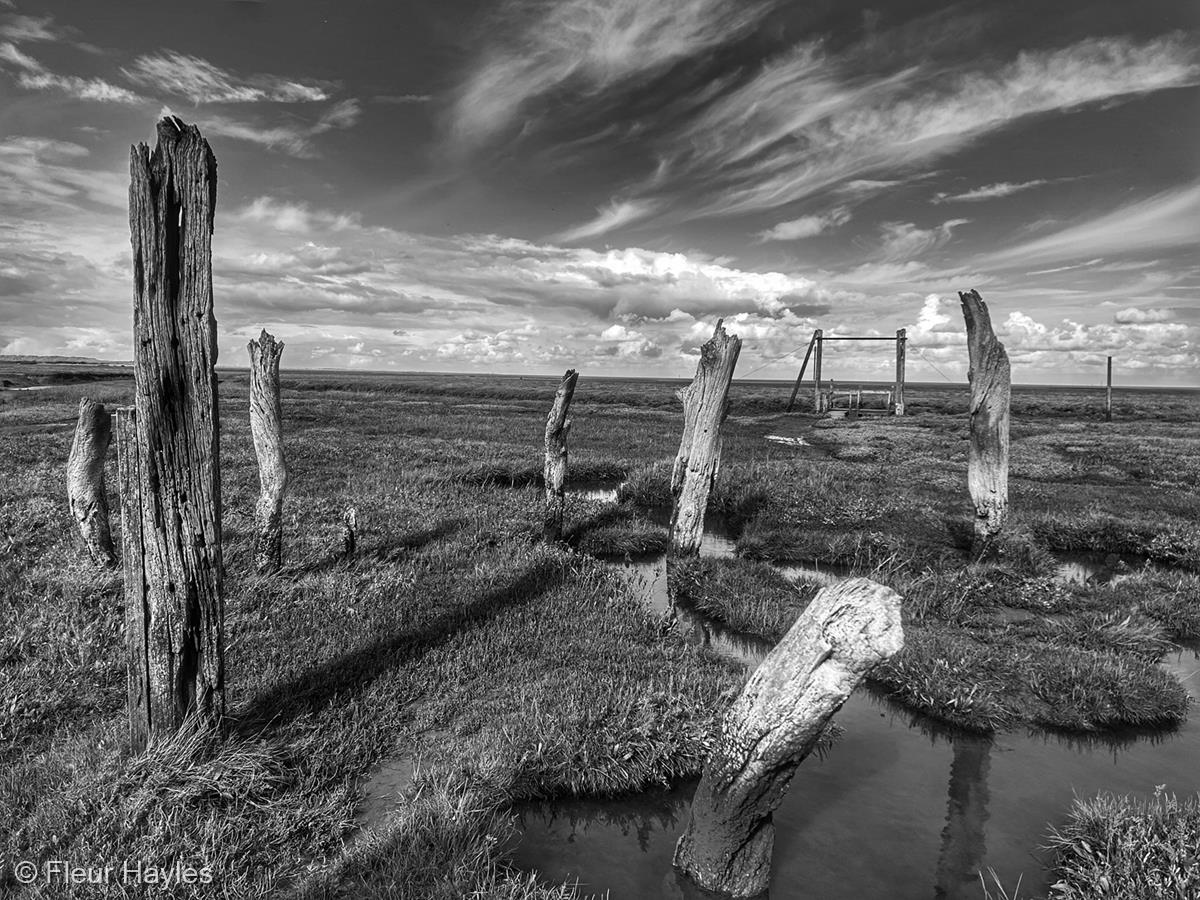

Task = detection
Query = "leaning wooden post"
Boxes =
[543,369,578,542]
[670,321,741,555]
[122,117,224,752]
[1105,356,1113,422]
[673,578,904,897]
[248,330,287,573]
[894,328,907,416]
[785,331,818,413]
[959,290,1010,552]
[66,397,117,567]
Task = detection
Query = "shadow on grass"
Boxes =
[232,556,566,736]
[284,517,468,577]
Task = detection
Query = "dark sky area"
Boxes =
[1,0,1197,384]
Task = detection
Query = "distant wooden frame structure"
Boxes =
[786,329,907,416]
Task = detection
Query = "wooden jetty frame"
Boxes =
[786,329,907,416]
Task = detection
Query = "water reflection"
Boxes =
[934,738,991,900]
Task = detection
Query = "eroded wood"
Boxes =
[673,577,904,897]
[670,321,741,555]
[543,369,578,542]
[66,397,116,567]
[959,289,1011,550]
[248,329,287,573]
[124,116,224,750]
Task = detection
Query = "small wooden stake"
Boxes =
[1105,356,1113,422]
[959,289,1011,552]
[66,397,117,567]
[122,117,224,751]
[248,330,288,573]
[673,578,904,897]
[543,369,578,542]
[115,407,150,752]
[341,506,358,558]
[670,321,741,555]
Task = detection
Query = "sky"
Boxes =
[0,0,1197,386]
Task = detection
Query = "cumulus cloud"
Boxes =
[1115,307,1171,324]
[123,50,331,104]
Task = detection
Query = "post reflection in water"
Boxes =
[934,736,992,899]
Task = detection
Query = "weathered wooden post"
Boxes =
[1105,356,1113,422]
[812,329,824,412]
[894,328,907,416]
[670,321,741,555]
[543,369,578,542]
[959,290,1010,552]
[121,116,224,752]
[248,330,287,573]
[341,506,358,558]
[66,397,117,567]
[673,578,904,897]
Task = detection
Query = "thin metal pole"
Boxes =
[786,331,818,412]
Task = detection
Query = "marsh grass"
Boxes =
[2,368,1198,895]
[1043,788,1200,900]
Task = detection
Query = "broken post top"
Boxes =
[249,329,285,361]
[958,289,1010,385]
[130,116,217,232]
[677,319,742,405]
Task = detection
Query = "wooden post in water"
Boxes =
[959,290,1010,553]
[894,328,907,416]
[1105,356,1113,422]
[248,330,287,573]
[673,578,904,897]
[121,117,224,752]
[543,369,578,542]
[785,331,818,413]
[812,329,824,412]
[671,321,741,555]
[66,397,117,567]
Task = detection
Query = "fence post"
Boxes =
[673,578,904,897]
[671,321,741,555]
[248,330,287,573]
[122,116,224,751]
[812,329,823,412]
[66,397,117,567]
[1105,356,1113,422]
[959,290,1010,553]
[543,369,578,542]
[895,328,907,415]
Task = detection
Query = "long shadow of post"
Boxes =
[231,554,565,736]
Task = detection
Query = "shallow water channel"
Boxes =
[510,515,1200,898]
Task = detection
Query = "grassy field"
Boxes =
[1,364,1198,897]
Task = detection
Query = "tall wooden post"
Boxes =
[66,397,117,567]
[959,290,1010,553]
[673,578,904,897]
[785,331,818,413]
[671,321,741,555]
[248,330,287,573]
[122,117,224,752]
[812,329,824,413]
[894,328,907,416]
[1105,356,1113,422]
[543,369,578,542]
